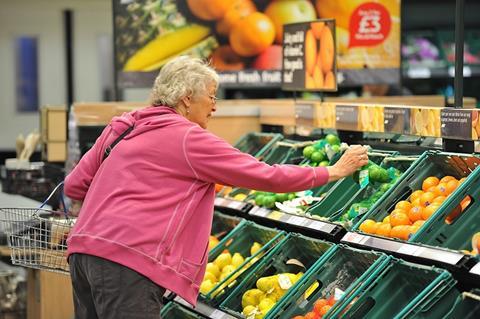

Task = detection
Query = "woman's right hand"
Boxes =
[327,145,369,182]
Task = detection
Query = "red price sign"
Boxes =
[349,2,391,48]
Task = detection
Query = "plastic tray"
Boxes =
[307,150,401,219]
[269,245,388,319]
[328,257,458,318]
[160,301,206,319]
[442,289,480,319]
[219,233,335,318]
[353,151,480,251]
[233,133,283,159]
[201,221,286,306]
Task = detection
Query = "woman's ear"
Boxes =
[182,95,191,107]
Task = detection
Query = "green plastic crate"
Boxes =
[234,133,283,159]
[201,221,286,306]
[307,150,400,218]
[220,233,334,318]
[328,258,458,319]
[211,211,242,240]
[160,301,206,319]
[442,289,480,319]
[269,245,388,319]
[353,151,480,252]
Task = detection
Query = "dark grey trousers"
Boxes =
[69,253,165,319]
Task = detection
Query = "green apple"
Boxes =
[265,0,317,43]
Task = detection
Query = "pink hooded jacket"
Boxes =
[64,106,329,306]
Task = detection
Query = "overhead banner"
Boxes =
[113,0,400,89]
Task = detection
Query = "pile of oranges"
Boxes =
[291,296,336,319]
[359,175,468,240]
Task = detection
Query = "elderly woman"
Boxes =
[64,56,368,319]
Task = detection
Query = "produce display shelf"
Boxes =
[214,198,253,215]
[174,297,235,319]
[248,205,345,241]
[341,232,475,272]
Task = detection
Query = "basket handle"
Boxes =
[39,182,68,219]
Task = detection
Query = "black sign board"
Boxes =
[384,107,410,134]
[336,105,359,131]
[441,109,472,140]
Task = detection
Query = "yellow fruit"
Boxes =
[209,235,220,251]
[203,271,217,283]
[242,289,265,308]
[214,252,232,270]
[200,279,215,294]
[258,297,275,313]
[222,264,236,275]
[232,252,245,268]
[206,262,221,278]
[234,193,248,201]
[250,242,262,255]
[243,305,257,316]
[123,24,210,71]
[256,275,276,292]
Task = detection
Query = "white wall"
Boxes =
[0,0,112,149]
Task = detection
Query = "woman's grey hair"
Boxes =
[149,56,219,107]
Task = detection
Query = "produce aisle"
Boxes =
[161,132,480,319]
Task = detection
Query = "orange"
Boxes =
[395,201,413,212]
[408,206,423,223]
[434,183,448,197]
[382,215,391,224]
[320,26,334,74]
[445,180,459,195]
[376,223,392,237]
[319,305,332,316]
[187,0,231,20]
[305,29,317,76]
[229,12,275,57]
[215,184,224,193]
[419,192,436,207]
[440,176,457,184]
[427,186,438,195]
[216,0,256,36]
[402,226,415,240]
[433,196,447,205]
[414,220,426,227]
[421,204,440,220]
[359,219,378,234]
[324,71,335,89]
[411,198,422,207]
[422,176,440,191]
[390,210,412,226]
[390,225,404,239]
[313,299,328,315]
[310,21,325,39]
[410,190,424,203]
[304,312,317,319]
[411,225,420,234]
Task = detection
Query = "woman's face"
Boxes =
[187,82,218,129]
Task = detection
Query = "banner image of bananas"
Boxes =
[411,107,441,137]
[358,105,384,132]
[316,102,336,128]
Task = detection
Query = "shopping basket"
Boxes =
[0,182,74,274]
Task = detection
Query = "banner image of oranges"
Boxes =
[304,19,337,91]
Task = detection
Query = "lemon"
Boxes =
[258,298,275,313]
[203,271,217,283]
[214,252,232,270]
[243,305,257,316]
[231,252,245,268]
[206,262,220,278]
[222,264,236,275]
[199,279,214,294]
[234,193,247,201]
[250,242,262,256]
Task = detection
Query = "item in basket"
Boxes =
[359,175,467,240]
[242,272,303,318]
[291,295,337,319]
[254,191,296,208]
[209,235,220,251]
[200,242,263,295]
[301,135,346,167]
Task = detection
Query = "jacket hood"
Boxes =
[110,106,183,139]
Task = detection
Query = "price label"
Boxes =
[470,262,480,276]
[397,244,419,255]
[278,274,293,289]
[214,198,227,206]
[210,310,228,319]
[288,215,308,226]
[441,109,473,140]
[384,107,410,134]
[407,67,431,79]
[228,200,244,210]
[296,103,315,128]
[342,232,364,244]
[336,105,359,131]
[251,207,271,217]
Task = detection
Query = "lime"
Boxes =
[325,134,340,145]
[311,151,326,163]
[287,193,296,200]
[263,195,276,208]
[319,161,329,167]
[255,194,265,206]
[379,183,391,193]
[368,165,382,182]
[302,146,315,159]
[275,193,288,203]
[313,140,326,150]
[331,144,341,153]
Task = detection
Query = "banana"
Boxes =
[123,24,211,71]
[141,36,218,72]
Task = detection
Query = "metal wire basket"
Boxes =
[0,183,75,275]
